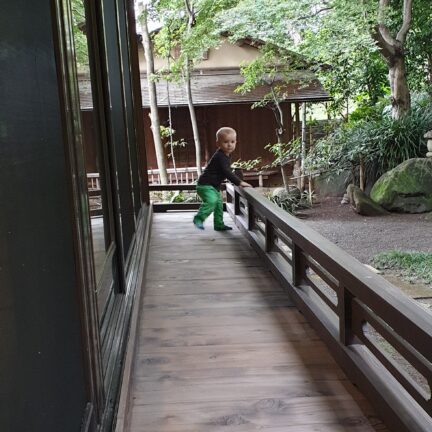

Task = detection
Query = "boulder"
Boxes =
[347,184,388,216]
[370,158,432,213]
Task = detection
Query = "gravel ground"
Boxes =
[296,197,432,394]
[300,197,432,264]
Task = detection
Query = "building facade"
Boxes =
[0,0,150,431]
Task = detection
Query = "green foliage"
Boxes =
[232,157,262,170]
[306,98,432,183]
[263,187,311,215]
[169,190,201,203]
[372,251,432,286]
[159,125,187,158]
[393,0,432,94]
[71,0,89,72]
[264,192,299,214]
[152,0,240,80]
[264,139,301,168]
[302,188,316,206]
[150,190,201,203]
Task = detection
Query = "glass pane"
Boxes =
[101,0,136,258]
[117,0,142,217]
[72,0,111,282]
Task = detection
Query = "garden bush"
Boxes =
[306,96,432,186]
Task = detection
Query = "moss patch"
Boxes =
[370,158,432,213]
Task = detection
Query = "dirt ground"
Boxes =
[300,196,432,264]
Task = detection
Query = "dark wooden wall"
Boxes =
[143,103,294,170]
[0,1,88,431]
[81,103,296,174]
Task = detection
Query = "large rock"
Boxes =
[347,184,388,216]
[370,158,432,213]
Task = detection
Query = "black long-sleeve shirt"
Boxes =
[197,149,241,190]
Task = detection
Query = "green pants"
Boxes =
[194,185,225,229]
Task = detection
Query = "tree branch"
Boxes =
[378,0,390,22]
[297,7,333,21]
[374,0,398,60]
[372,25,396,60]
[184,0,194,25]
[396,0,413,43]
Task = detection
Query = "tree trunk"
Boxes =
[374,0,413,119]
[141,8,168,184]
[427,55,432,92]
[359,155,365,191]
[166,55,178,183]
[277,133,289,191]
[388,55,411,120]
[271,92,288,191]
[183,0,202,175]
[185,66,202,175]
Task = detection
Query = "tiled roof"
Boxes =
[78,69,330,110]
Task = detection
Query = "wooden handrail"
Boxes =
[226,183,432,432]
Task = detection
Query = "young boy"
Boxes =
[193,127,252,230]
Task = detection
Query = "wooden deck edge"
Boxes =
[228,208,432,432]
[113,205,153,432]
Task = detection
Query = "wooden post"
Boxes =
[234,190,241,215]
[294,103,301,138]
[265,218,275,253]
[339,287,355,346]
[286,103,293,142]
[248,202,255,231]
[291,243,305,286]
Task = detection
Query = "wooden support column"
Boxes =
[265,218,275,253]
[248,202,255,231]
[339,287,355,346]
[285,102,293,142]
[291,243,305,286]
[234,189,241,215]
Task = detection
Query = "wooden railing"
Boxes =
[148,167,201,185]
[149,184,202,212]
[226,184,432,432]
[147,167,280,187]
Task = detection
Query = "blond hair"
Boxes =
[216,127,236,142]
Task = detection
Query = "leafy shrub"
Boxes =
[169,191,201,203]
[306,97,432,185]
[263,187,312,215]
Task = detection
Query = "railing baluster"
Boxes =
[291,243,305,286]
[339,287,355,346]
[265,218,275,252]
[234,189,240,215]
[248,202,255,230]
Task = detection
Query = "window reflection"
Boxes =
[72,0,109,282]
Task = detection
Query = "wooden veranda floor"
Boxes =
[124,212,387,432]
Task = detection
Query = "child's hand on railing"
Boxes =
[240,181,252,188]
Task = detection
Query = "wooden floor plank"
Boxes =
[144,276,283,295]
[125,212,387,432]
[136,322,319,347]
[128,395,381,431]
